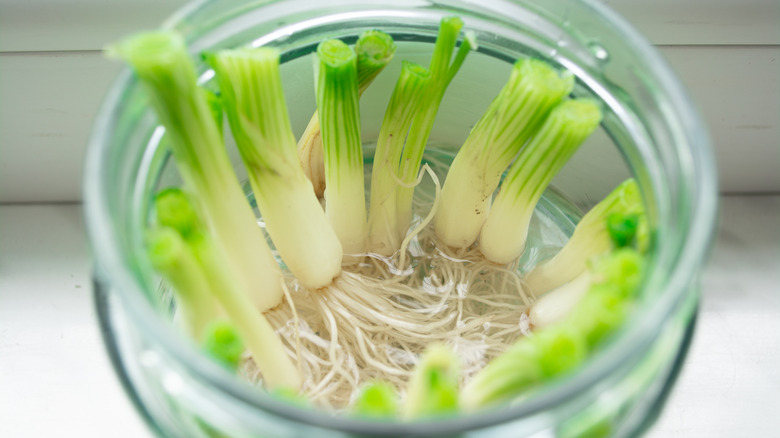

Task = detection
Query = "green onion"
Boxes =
[316,39,367,257]
[403,344,460,419]
[299,30,396,198]
[146,227,218,340]
[108,31,284,312]
[460,338,541,410]
[193,231,302,389]
[566,249,645,348]
[434,59,574,249]
[395,21,477,241]
[527,271,593,329]
[479,99,603,264]
[206,47,343,288]
[531,247,645,347]
[368,17,474,255]
[355,30,398,94]
[152,188,301,389]
[367,61,431,255]
[524,179,643,294]
[201,88,224,136]
[201,320,245,370]
[461,325,587,411]
[352,381,399,418]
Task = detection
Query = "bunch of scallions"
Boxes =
[109,16,649,421]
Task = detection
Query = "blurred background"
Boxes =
[1,0,777,202]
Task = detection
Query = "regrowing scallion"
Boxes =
[479,99,603,264]
[365,60,431,256]
[316,39,367,257]
[525,178,645,295]
[146,226,219,341]
[394,21,477,244]
[149,188,301,389]
[368,16,475,256]
[206,47,343,288]
[352,381,399,418]
[402,344,460,419]
[112,15,653,420]
[202,320,245,370]
[434,59,574,249]
[108,31,284,312]
[299,30,396,198]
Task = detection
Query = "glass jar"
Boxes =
[84,0,717,436]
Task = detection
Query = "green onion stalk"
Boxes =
[201,87,224,136]
[527,271,594,329]
[108,31,284,311]
[403,344,461,419]
[149,188,301,389]
[368,16,475,256]
[463,247,645,409]
[525,178,644,295]
[479,99,603,264]
[299,30,397,198]
[206,47,343,289]
[146,227,219,341]
[529,205,646,329]
[201,320,245,370]
[366,61,431,256]
[568,248,644,348]
[316,39,367,257]
[434,59,574,249]
[352,381,399,418]
[461,325,587,410]
[394,20,477,242]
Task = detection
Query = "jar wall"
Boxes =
[85,0,716,437]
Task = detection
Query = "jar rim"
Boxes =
[83,0,718,433]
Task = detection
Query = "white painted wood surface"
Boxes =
[1,0,777,51]
[661,46,780,194]
[0,204,150,438]
[0,52,120,203]
[0,0,777,202]
[0,0,187,52]
[602,0,780,46]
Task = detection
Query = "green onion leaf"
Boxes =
[108,31,284,311]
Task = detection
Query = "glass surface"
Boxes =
[84,0,717,436]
